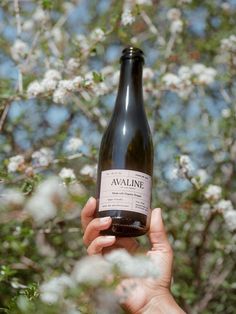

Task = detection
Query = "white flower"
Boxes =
[121,9,135,26]
[162,73,181,87]
[221,2,231,12]
[10,39,29,62]
[59,168,76,181]
[8,155,25,172]
[27,81,44,98]
[41,78,58,92]
[22,20,34,32]
[214,199,234,213]
[80,164,96,177]
[196,169,208,185]
[90,28,105,42]
[73,255,112,285]
[170,20,183,33]
[58,80,74,91]
[172,155,193,179]
[204,185,222,202]
[68,182,86,196]
[76,34,89,51]
[221,35,236,52]
[179,155,191,168]
[71,76,83,90]
[136,0,152,5]
[1,189,25,206]
[32,148,53,167]
[37,177,66,200]
[93,82,109,96]
[53,87,69,104]
[105,249,159,278]
[67,58,80,72]
[223,209,236,231]
[66,137,83,152]
[221,108,231,118]
[25,177,66,225]
[191,63,217,85]
[200,203,211,218]
[143,68,155,80]
[178,66,192,80]
[44,69,62,81]
[191,63,206,75]
[52,27,63,43]
[26,196,57,225]
[33,7,47,22]
[40,274,74,304]
[167,8,181,21]
[198,67,217,85]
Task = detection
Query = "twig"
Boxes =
[14,0,23,93]
[0,103,10,132]
[194,212,217,284]
[140,11,165,45]
[192,262,233,312]
[13,0,21,35]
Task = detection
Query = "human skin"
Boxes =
[81,197,186,314]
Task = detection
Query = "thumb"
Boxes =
[148,208,172,253]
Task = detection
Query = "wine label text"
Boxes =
[99,169,151,215]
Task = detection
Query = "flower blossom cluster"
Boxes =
[73,249,158,285]
[167,8,183,34]
[40,249,159,305]
[80,164,97,178]
[65,137,83,152]
[121,8,135,26]
[204,184,222,202]
[32,148,53,167]
[7,155,25,172]
[220,35,236,53]
[25,177,66,225]
[202,185,236,232]
[59,168,76,182]
[162,63,217,98]
[27,69,62,98]
[172,155,193,179]
[40,274,74,304]
[27,68,85,104]
[1,188,25,208]
[10,39,29,62]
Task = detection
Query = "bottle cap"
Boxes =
[120,46,144,63]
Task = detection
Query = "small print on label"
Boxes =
[99,169,151,215]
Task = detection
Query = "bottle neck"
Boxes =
[116,58,144,108]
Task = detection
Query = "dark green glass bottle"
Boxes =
[96,47,153,237]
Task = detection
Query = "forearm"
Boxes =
[141,293,186,314]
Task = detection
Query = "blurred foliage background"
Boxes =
[0,0,236,313]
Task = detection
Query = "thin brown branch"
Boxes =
[0,102,10,132]
[192,262,233,312]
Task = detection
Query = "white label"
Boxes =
[99,169,152,216]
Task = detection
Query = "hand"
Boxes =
[81,197,185,314]
[81,197,139,255]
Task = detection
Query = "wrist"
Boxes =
[141,292,186,314]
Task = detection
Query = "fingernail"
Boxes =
[86,197,95,206]
[103,236,115,242]
[99,217,111,224]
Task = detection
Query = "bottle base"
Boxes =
[100,217,148,237]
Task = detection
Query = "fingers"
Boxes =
[81,197,97,231]
[149,208,173,253]
[87,235,116,255]
[83,216,112,246]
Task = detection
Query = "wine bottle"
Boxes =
[96,47,153,237]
